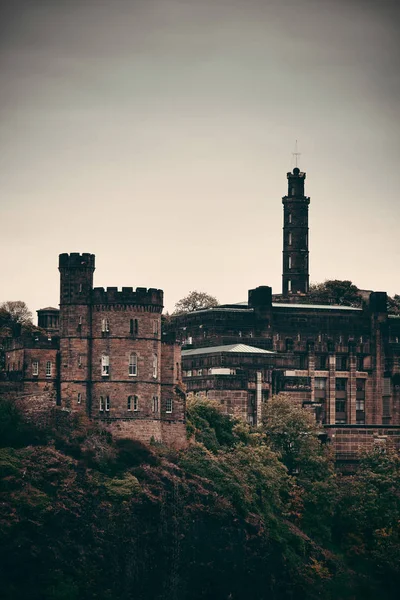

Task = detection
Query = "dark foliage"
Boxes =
[0,395,399,599]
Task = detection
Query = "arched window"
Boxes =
[129,353,138,376]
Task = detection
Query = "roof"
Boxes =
[271,302,362,311]
[185,302,362,315]
[37,307,59,312]
[182,344,275,357]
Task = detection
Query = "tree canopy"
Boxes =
[173,290,219,314]
[0,301,33,336]
[308,280,361,307]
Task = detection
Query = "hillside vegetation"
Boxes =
[1,395,399,600]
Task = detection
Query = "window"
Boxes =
[105,396,110,412]
[316,354,327,370]
[152,396,159,412]
[288,232,292,245]
[166,398,173,413]
[288,213,292,224]
[128,395,138,412]
[101,355,110,376]
[186,370,192,377]
[288,280,292,292]
[99,397,104,411]
[153,319,159,335]
[129,353,138,376]
[315,378,327,390]
[152,354,158,379]
[101,318,109,333]
[130,318,138,335]
[357,355,364,371]
[335,400,346,413]
[336,355,348,371]
[77,393,82,404]
[288,256,292,269]
[176,362,180,380]
[356,399,365,411]
[335,378,347,392]
[46,361,52,377]
[291,186,295,196]
[78,316,82,328]
[197,368,203,376]
[285,338,294,352]
[32,361,39,376]
[79,283,82,293]
[78,354,83,367]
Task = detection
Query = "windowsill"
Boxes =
[129,374,137,377]
[102,374,109,377]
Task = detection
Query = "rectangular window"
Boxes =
[127,396,132,411]
[288,213,292,224]
[152,396,159,412]
[315,377,327,390]
[99,396,104,411]
[32,361,39,376]
[79,283,82,293]
[288,256,292,269]
[356,399,365,411]
[129,353,138,376]
[78,354,83,367]
[197,368,203,376]
[153,319,159,335]
[288,280,292,292]
[78,316,82,325]
[186,370,192,377]
[152,354,158,379]
[335,400,346,413]
[166,398,173,413]
[288,232,292,245]
[77,393,82,404]
[336,355,348,371]
[335,378,347,392]
[101,318,109,333]
[102,355,110,376]
[46,361,52,377]
[356,355,364,371]
[133,396,139,411]
[105,396,110,411]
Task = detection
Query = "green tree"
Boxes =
[173,290,219,314]
[388,294,400,315]
[0,300,33,336]
[308,280,361,307]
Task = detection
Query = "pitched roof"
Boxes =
[182,344,275,357]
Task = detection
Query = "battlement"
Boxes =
[59,253,95,270]
[92,286,163,307]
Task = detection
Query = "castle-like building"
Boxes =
[166,167,400,465]
[2,253,186,447]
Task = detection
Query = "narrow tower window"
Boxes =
[288,213,292,224]
[152,396,159,412]
[152,354,158,379]
[77,393,82,404]
[105,396,110,411]
[101,355,110,376]
[288,232,292,246]
[166,398,173,413]
[153,319,159,335]
[288,256,292,269]
[130,318,139,335]
[129,353,138,376]
[101,318,109,333]
[288,280,292,292]
[46,361,52,377]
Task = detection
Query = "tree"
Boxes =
[308,280,361,307]
[173,290,219,314]
[0,301,33,332]
[388,294,400,315]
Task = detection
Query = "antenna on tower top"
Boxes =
[292,140,301,169]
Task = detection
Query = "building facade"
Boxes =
[1,253,187,447]
[167,168,400,464]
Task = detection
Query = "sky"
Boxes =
[1,0,399,318]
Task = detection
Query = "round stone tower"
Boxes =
[282,167,310,295]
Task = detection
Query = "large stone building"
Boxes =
[1,253,186,447]
[168,167,400,464]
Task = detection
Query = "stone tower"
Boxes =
[282,167,310,295]
[59,253,95,413]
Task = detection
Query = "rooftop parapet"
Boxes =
[59,253,95,270]
[92,286,164,307]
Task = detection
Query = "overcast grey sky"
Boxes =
[1,0,399,317]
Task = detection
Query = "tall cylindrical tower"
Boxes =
[282,167,310,295]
